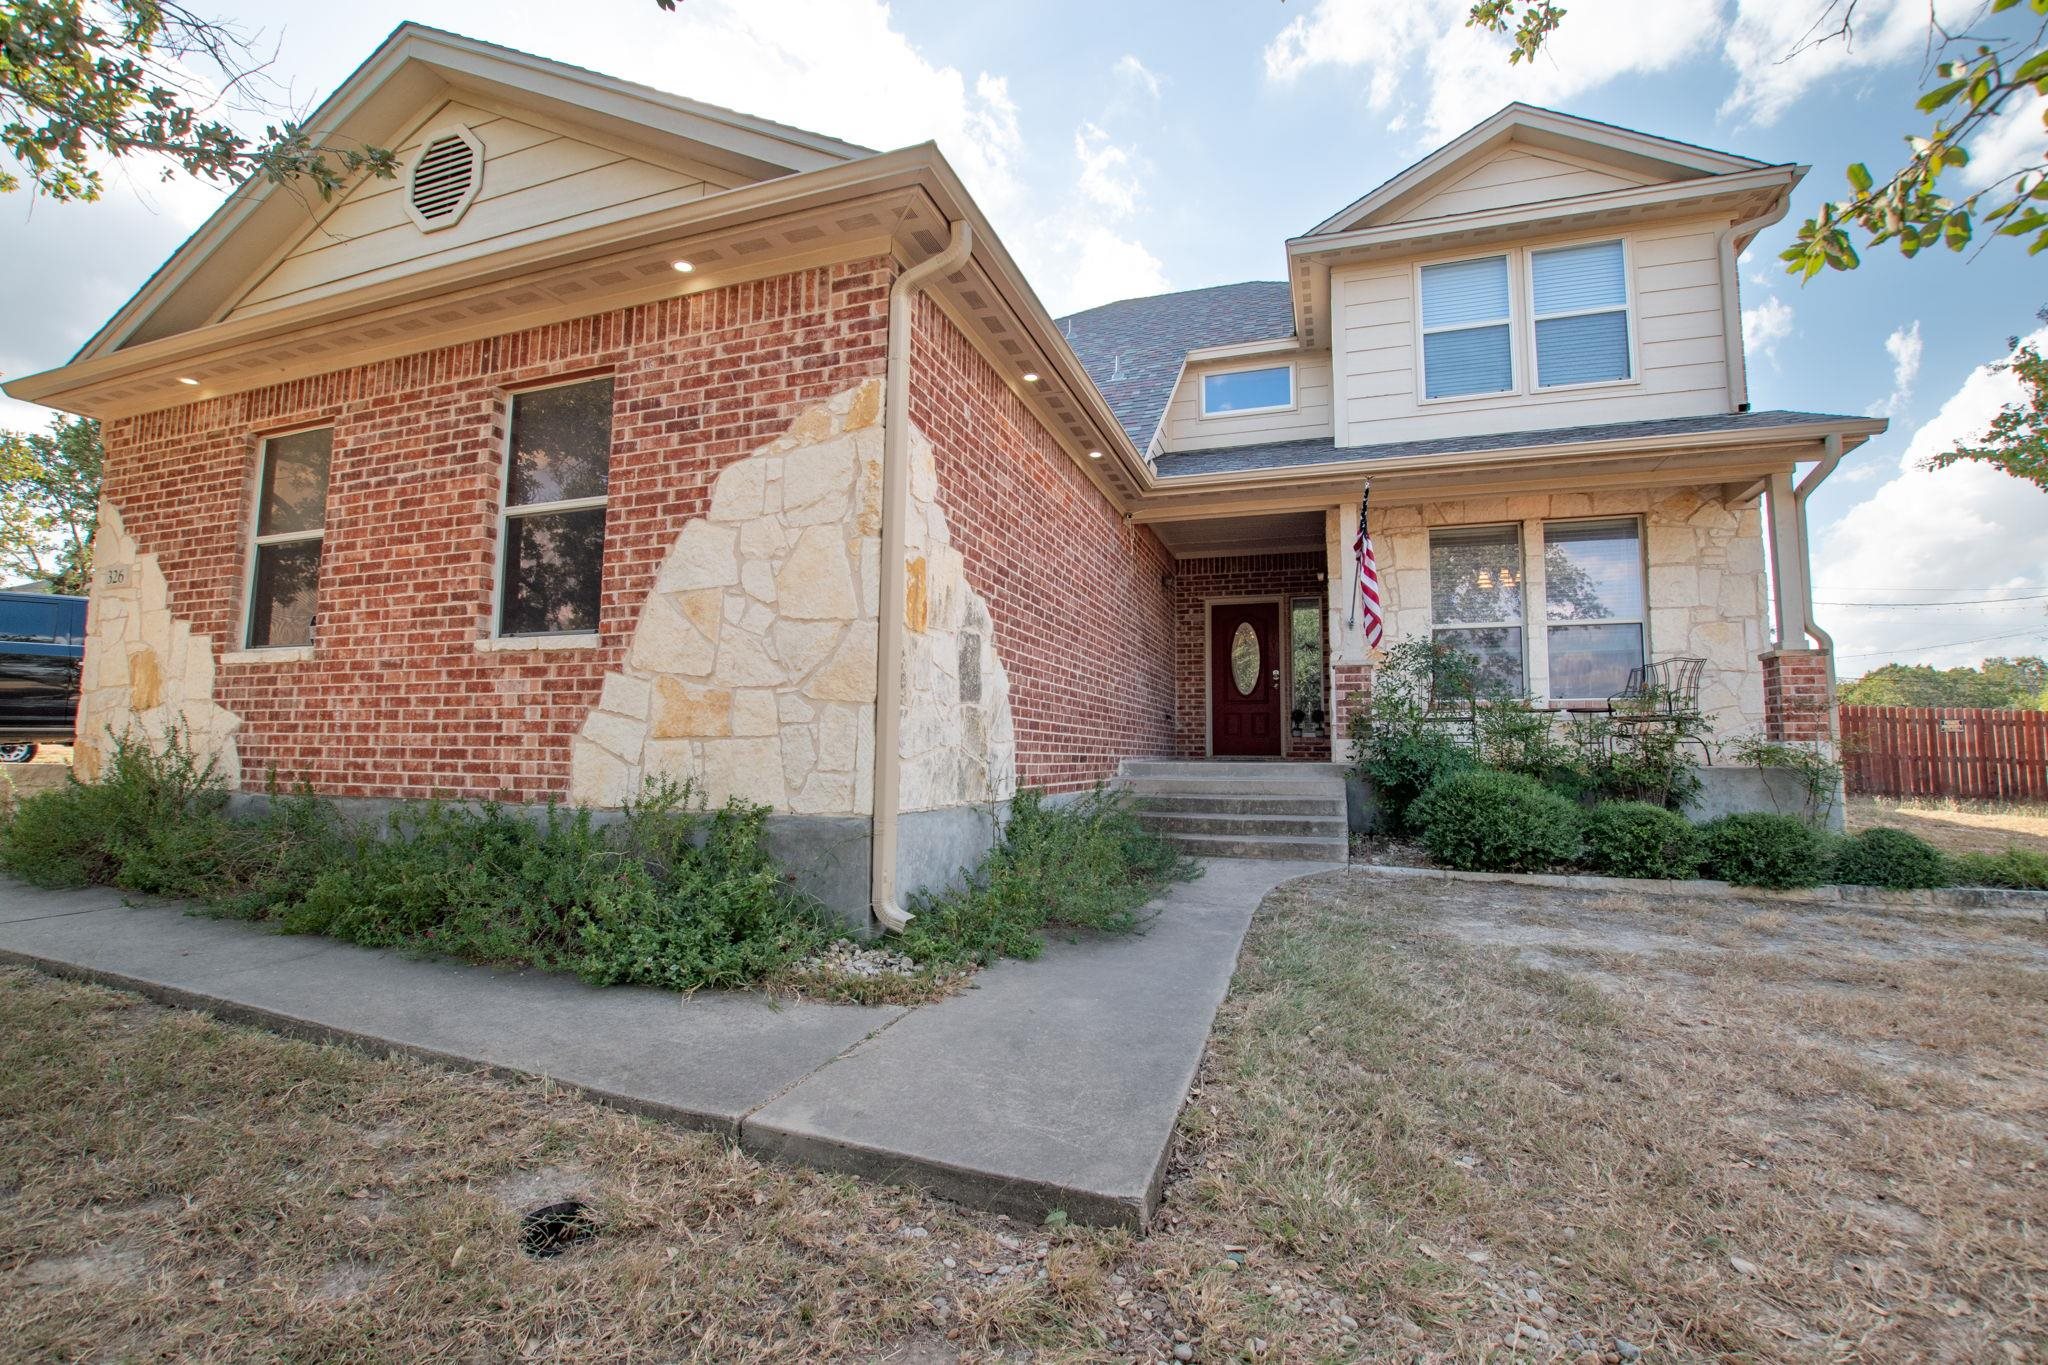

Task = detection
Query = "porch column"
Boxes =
[1759,468,1833,742]
[1326,503,1373,753]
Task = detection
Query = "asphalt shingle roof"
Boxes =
[1056,281,1297,449]
[1149,409,1874,479]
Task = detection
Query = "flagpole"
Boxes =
[1348,479,1370,632]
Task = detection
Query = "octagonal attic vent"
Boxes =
[405,126,483,232]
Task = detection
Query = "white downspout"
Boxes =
[870,219,972,933]
[1792,432,1846,729]
[1717,201,1792,411]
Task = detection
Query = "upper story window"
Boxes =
[1530,240,1631,388]
[498,377,614,637]
[246,427,332,649]
[1201,364,1294,416]
[1419,255,1513,399]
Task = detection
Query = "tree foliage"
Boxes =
[1,1,683,203]
[1838,655,2048,709]
[1929,315,2048,488]
[0,414,101,593]
[1468,0,2048,273]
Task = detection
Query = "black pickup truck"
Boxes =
[0,590,86,762]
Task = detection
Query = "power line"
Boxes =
[1837,627,2048,660]
[1818,594,2048,608]
[1814,584,2044,592]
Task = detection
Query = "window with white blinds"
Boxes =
[1419,255,1513,399]
[1530,240,1632,388]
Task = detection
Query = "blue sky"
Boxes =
[2,0,2044,672]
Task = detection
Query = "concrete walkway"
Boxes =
[0,858,1318,1228]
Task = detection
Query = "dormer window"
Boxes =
[1531,240,1632,388]
[1419,255,1513,399]
[1201,364,1294,416]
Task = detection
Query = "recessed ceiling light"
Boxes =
[671,259,695,273]
[1087,449,1104,460]
[177,377,199,386]
[1022,371,1040,383]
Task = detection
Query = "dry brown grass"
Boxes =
[1849,793,2048,857]
[5,867,2046,1362]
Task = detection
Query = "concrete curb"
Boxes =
[1342,860,2048,920]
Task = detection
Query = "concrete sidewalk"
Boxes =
[0,858,1318,1227]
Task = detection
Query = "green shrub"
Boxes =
[899,787,1195,966]
[1947,847,2048,890]
[1697,812,1831,889]
[1407,769,1584,873]
[1359,727,1477,832]
[1831,827,1950,890]
[0,728,236,894]
[1580,802,1701,880]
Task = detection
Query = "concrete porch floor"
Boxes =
[0,858,1322,1228]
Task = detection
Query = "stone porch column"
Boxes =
[1760,468,1837,744]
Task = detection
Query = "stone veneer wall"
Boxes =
[93,261,892,802]
[1371,486,1769,736]
[72,501,243,785]
[909,297,1178,793]
[568,378,1016,815]
[1170,552,1332,760]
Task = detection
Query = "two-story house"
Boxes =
[3,27,1882,927]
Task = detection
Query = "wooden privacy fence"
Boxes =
[1840,705,2048,800]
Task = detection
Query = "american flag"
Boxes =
[1350,482,1384,649]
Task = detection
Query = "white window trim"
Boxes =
[1525,237,1639,394]
[492,375,614,640]
[241,424,332,653]
[1427,522,1529,695]
[1199,362,1297,419]
[1414,252,1519,405]
[1540,515,1649,702]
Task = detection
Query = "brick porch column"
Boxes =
[1330,661,1375,760]
[1759,648,1834,743]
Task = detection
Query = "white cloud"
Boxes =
[1959,91,2048,192]
[1817,326,2048,669]
[1867,320,1923,418]
[1261,0,1720,141]
[1742,294,1794,364]
[1721,0,1978,127]
[1074,123,1140,215]
[1114,54,1161,100]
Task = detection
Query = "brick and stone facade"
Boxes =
[1169,552,1332,761]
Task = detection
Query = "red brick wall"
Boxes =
[1760,648,1834,743]
[909,296,1177,793]
[1330,661,1374,766]
[1170,553,1332,760]
[101,261,891,801]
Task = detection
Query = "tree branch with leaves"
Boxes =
[0,416,101,593]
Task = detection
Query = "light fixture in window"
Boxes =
[1021,371,1040,382]
[177,377,200,386]
[403,125,484,233]
[671,259,695,273]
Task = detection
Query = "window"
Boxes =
[1430,525,1524,694]
[1420,254,1513,399]
[498,378,614,637]
[1530,240,1630,388]
[245,428,331,649]
[1201,364,1293,416]
[1544,519,1645,699]
[1289,596,1325,737]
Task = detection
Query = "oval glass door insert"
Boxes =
[1230,621,1261,695]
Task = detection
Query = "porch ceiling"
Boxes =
[1152,509,1326,559]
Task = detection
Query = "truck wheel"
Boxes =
[0,744,37,763]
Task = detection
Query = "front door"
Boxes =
[1210,601,1283,756]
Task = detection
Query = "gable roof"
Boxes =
[71,23,872,361]
[1306,103,1771,237]
[1056,281,1296,449]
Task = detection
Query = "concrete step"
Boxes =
[1121,759,1344,782]
[1119,776,1347,799]
[1137,810,1347,838]
[1133,793,1345,817]
[1156,830,1349,863]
